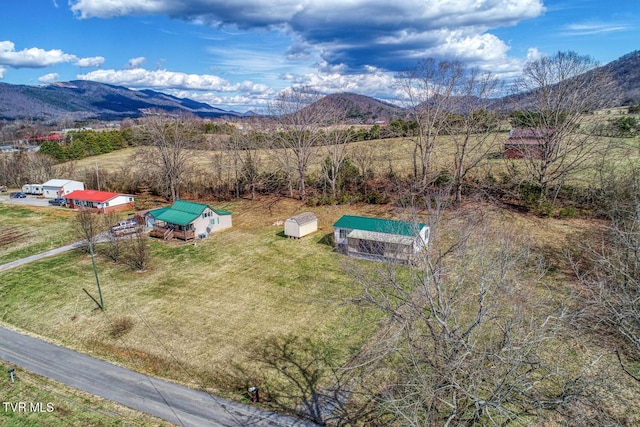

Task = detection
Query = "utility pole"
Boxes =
[96,162,100,191]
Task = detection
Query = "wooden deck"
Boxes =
[149,226,195,241]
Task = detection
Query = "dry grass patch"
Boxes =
[0,198,383,397]
[0,204,77,264]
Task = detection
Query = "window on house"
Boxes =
[339,229,348,239]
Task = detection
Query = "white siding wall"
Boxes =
[107,194,134,207]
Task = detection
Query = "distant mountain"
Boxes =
[1,51,638,124]
[602,50,640,106]
[317,93,407,123]
[0,80,243,121]
[490,50,640,112]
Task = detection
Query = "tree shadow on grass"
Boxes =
[229,333,367,426]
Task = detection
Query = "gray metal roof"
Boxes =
[286,212,317,225]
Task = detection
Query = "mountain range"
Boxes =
[1,51,638,123]
[0,80,244,121]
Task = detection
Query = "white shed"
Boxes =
[41,179,84,198]
[284,212,318,239]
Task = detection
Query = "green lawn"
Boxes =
[0,198,380,398]
[0,204,77,265]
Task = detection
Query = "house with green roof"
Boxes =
[146,200,232,241]
[333,215,429,262]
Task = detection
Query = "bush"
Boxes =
[109,316,134,338]
[366,192,390,205]
[519,181,544,206]
[536,200,554,217]
[558,206,577,219]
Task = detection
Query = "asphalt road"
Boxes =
[0,197,319,426]
[0,326,318,427]
[0,241,86,272]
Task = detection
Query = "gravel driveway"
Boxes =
[0,194,61,207]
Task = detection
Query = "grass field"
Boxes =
[0,198,385,399]
[3,123,640,423]
[3,195,638,421]
[0,360,172,426]
[0,204,77,265]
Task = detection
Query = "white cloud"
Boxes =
[75,56,105,67]
[0,40,104,70]
[0,66,6,79]
[127,56,146,68]
[562,22,629,36]
[165,89,273,112]
[76,67,270,93]
[38,73,60,84]
[69,0,545,73]
[0,41,77,68]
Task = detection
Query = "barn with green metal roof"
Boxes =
[146,200,232,241]
[333,215,429,262]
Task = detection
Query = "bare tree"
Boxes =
[396,59,465,190]
[101,211,122,263]
[510,51,617,201]
[74,207,104,249]
[227,119,263,200]
[350,143,377,179]
[268,87,328,200]
[122,223,149,272]
[447,69,502,204]
[320,108,355,199]
[136,113,201,202]
[344,209,595,425]
[571,170,640,382]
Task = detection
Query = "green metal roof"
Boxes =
[148,200,218,227]
[333,215,425,237]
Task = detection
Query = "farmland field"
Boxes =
[2,124,640,424]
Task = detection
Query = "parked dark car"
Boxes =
[10,192,26,198]
[48,197,66,206]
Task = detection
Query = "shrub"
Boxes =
[109,316,134,338]
[558,206,577,219]
[519,181,544,206]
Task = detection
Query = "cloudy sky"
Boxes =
[0,0,637,112]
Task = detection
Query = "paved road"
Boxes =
[0,327,318,427]
[0,241,86,272]
[0,199,319,425]
[0,232,114,272]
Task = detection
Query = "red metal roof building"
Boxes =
[64,190,135,214]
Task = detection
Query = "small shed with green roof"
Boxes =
[146,200,232,241]
[333,215,429,262]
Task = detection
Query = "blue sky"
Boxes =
[0,0,637,112]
